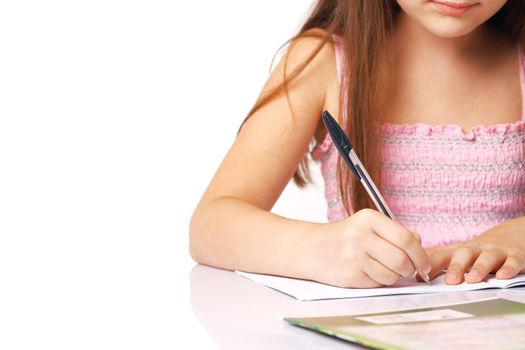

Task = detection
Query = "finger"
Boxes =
[347,271,385,289]
[445,247,480,285]
[496,253,525,280]
[465,248,505,284]
[425,241,460,256]
[426,249,453,281]
[370,211,430,275]
[362,256,401,286]
[366,234,416,278]
[412,232,422,244]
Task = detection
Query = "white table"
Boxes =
[189,264,525,349]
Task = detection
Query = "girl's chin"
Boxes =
[421,21,479,39]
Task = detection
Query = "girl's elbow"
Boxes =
[188,208,205,264]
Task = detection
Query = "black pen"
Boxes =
[321,111,431,285]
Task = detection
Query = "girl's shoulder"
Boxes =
[262,28,339,121]
[278,28,337,83]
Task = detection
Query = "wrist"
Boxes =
[289,221,330,281]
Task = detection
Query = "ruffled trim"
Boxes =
[381,120,525,140]
[312,119,525,158]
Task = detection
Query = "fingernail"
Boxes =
[423,263,431,274]
[468,269,480,278]
[447,270,458,280]
[498,268,511,278]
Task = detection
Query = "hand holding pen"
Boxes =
[322,111,432,285]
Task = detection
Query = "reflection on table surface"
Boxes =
[189,264,525,349]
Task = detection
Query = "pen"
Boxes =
[321,110,431,285]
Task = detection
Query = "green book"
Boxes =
[285,298,525,350]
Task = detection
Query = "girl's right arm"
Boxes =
[189,32,430,288]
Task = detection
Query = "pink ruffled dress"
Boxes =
[312,43,525,248]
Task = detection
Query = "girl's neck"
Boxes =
[392,12,509,64]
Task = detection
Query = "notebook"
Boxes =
[284,298,525,350]
[236,271,525,301]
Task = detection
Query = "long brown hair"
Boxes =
[243,0,525,215]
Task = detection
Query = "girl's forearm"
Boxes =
[189,196,322,280]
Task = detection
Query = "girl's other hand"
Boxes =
[426,216,525,285]
[310,208,431,288]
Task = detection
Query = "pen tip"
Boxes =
[422,272,431,285]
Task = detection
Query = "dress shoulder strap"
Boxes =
[332,34,344,80]
[519,48,525,120]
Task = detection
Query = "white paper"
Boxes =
[485,274,525,288]
[235,271,525,301]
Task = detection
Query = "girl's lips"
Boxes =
[431,1,478,16]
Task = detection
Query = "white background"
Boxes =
[0,1,327,348]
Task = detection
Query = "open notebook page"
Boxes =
[236,271,525,301]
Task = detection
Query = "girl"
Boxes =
[190,0,525,288]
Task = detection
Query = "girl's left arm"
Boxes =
[426,216,525,284]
